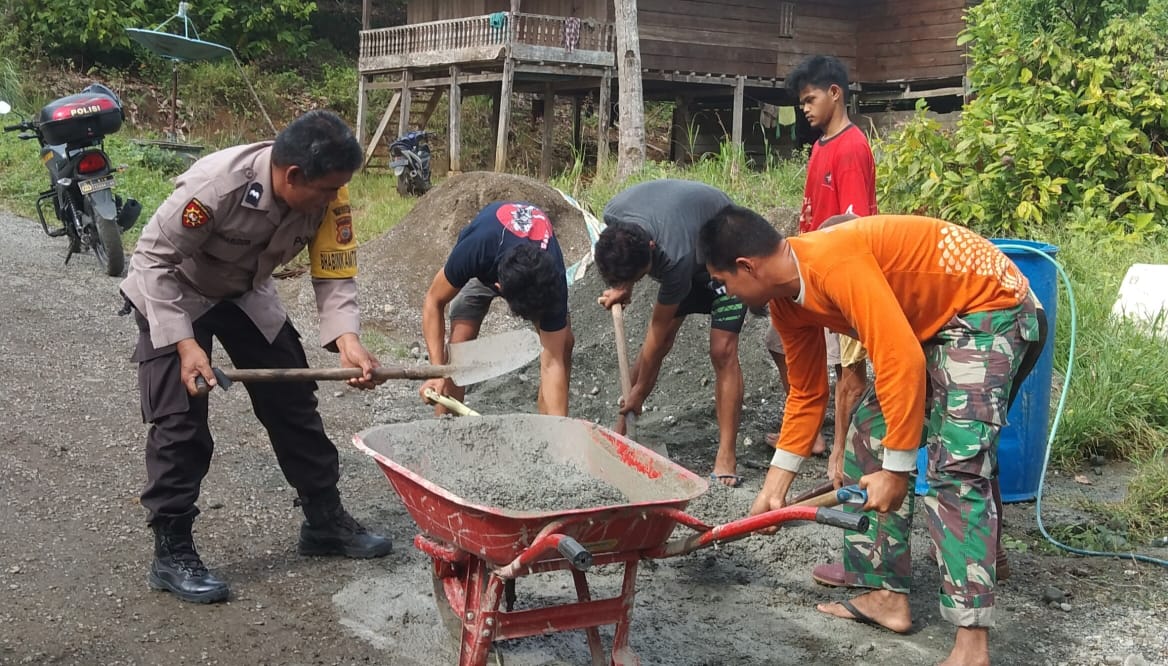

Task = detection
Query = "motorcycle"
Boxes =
[388,129,433,196]
[0,83,141,276]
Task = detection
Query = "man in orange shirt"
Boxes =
[699,207,1045,666]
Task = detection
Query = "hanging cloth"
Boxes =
[564,17,581,51]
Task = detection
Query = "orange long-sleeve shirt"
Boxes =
[769,215,1030,469]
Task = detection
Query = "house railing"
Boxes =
[359,13,615,68]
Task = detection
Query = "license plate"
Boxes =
[79,174,115,195]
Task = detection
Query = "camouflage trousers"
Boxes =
[836,296,1042,628]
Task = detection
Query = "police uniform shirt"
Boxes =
[120,141,360,350]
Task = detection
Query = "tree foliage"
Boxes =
[877,0,1168,239]
[5,0,319,63]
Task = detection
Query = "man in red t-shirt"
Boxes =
[766,55,874,476]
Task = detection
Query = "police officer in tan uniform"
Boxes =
[120,110,391,604]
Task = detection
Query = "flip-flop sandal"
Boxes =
[709,473,744,488]
[831,600,916,635]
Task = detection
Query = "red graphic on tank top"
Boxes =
[495,203,552,249]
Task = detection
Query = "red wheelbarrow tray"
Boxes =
[351,415,866,666]
[353,415,865,566]
[351,414,709,567]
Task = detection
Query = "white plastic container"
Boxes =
[1111,264,1168,339]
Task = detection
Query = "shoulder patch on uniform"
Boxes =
[182,198,212,229]
[244,182,263,206]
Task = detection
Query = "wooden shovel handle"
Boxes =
[612,303,637,438]
[787,480,836,505]
[221,365,453,382]
[423,388,480,416]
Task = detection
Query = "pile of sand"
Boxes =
[358,171,593,339]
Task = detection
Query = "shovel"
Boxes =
[612,303,669,458]
[194,328,542,395]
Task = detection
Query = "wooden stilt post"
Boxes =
[489,89,501,167]
[598,68,611,170]
[495,57,515,172]
[449,65,462,175]
[398,69,412,138]
[540,83,554,179]
[732,75,745,176]
[356,73,368,148]
[572,95,582,153]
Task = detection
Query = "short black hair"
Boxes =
[786,55,850,102]
[272,110,363,181]
[497,243,565,323]
[699,204,783,273]
[594,221,652,285]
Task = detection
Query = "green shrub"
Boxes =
[877,0,1168,239]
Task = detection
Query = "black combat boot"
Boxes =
[296,488,392,558]
[147,516,230,603]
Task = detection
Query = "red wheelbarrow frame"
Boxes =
[353,417,866,666]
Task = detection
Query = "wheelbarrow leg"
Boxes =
[610,561,642,666]
[569,569,606,666]
[459,560,504,666]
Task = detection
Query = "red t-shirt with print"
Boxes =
[798,123,878,234]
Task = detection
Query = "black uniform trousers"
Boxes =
[133,301,340,524]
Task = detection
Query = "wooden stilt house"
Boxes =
[355,0,972,174]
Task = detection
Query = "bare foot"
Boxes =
[811,432,827,456]
[936,627,990,666]
[712,446,739,487]
[816,590,913,634]
[767,431,827,456]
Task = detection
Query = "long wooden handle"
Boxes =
[221,365,453,382]
[787,480,836,505]
[790,484,867,509]
[611,303,637,438]
[790,489,843,508]
[423,388,480,416]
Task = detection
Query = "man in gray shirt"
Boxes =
[595,179,747,486]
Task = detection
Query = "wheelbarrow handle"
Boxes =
[494,533,593,579]
[648,505,869,559]
[556,536,593,571]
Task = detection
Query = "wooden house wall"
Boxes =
[525,0,608,19]
[855,0,969,83]
[402,0,968,84]
[408,0,508,23]
[635,0,857,80]
[408,0,607,23]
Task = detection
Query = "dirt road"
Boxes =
[0,211,1164,666]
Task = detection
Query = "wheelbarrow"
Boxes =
[353,415,868,666]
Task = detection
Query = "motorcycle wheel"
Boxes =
[91,216,125,277]
[396,173,411,196]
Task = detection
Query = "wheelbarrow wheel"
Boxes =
[431,569,506,666]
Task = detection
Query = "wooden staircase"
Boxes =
[362,86,446,170]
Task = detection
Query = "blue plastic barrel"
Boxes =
[914,239,1059,502]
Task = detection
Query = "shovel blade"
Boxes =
[447,328,542,386]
